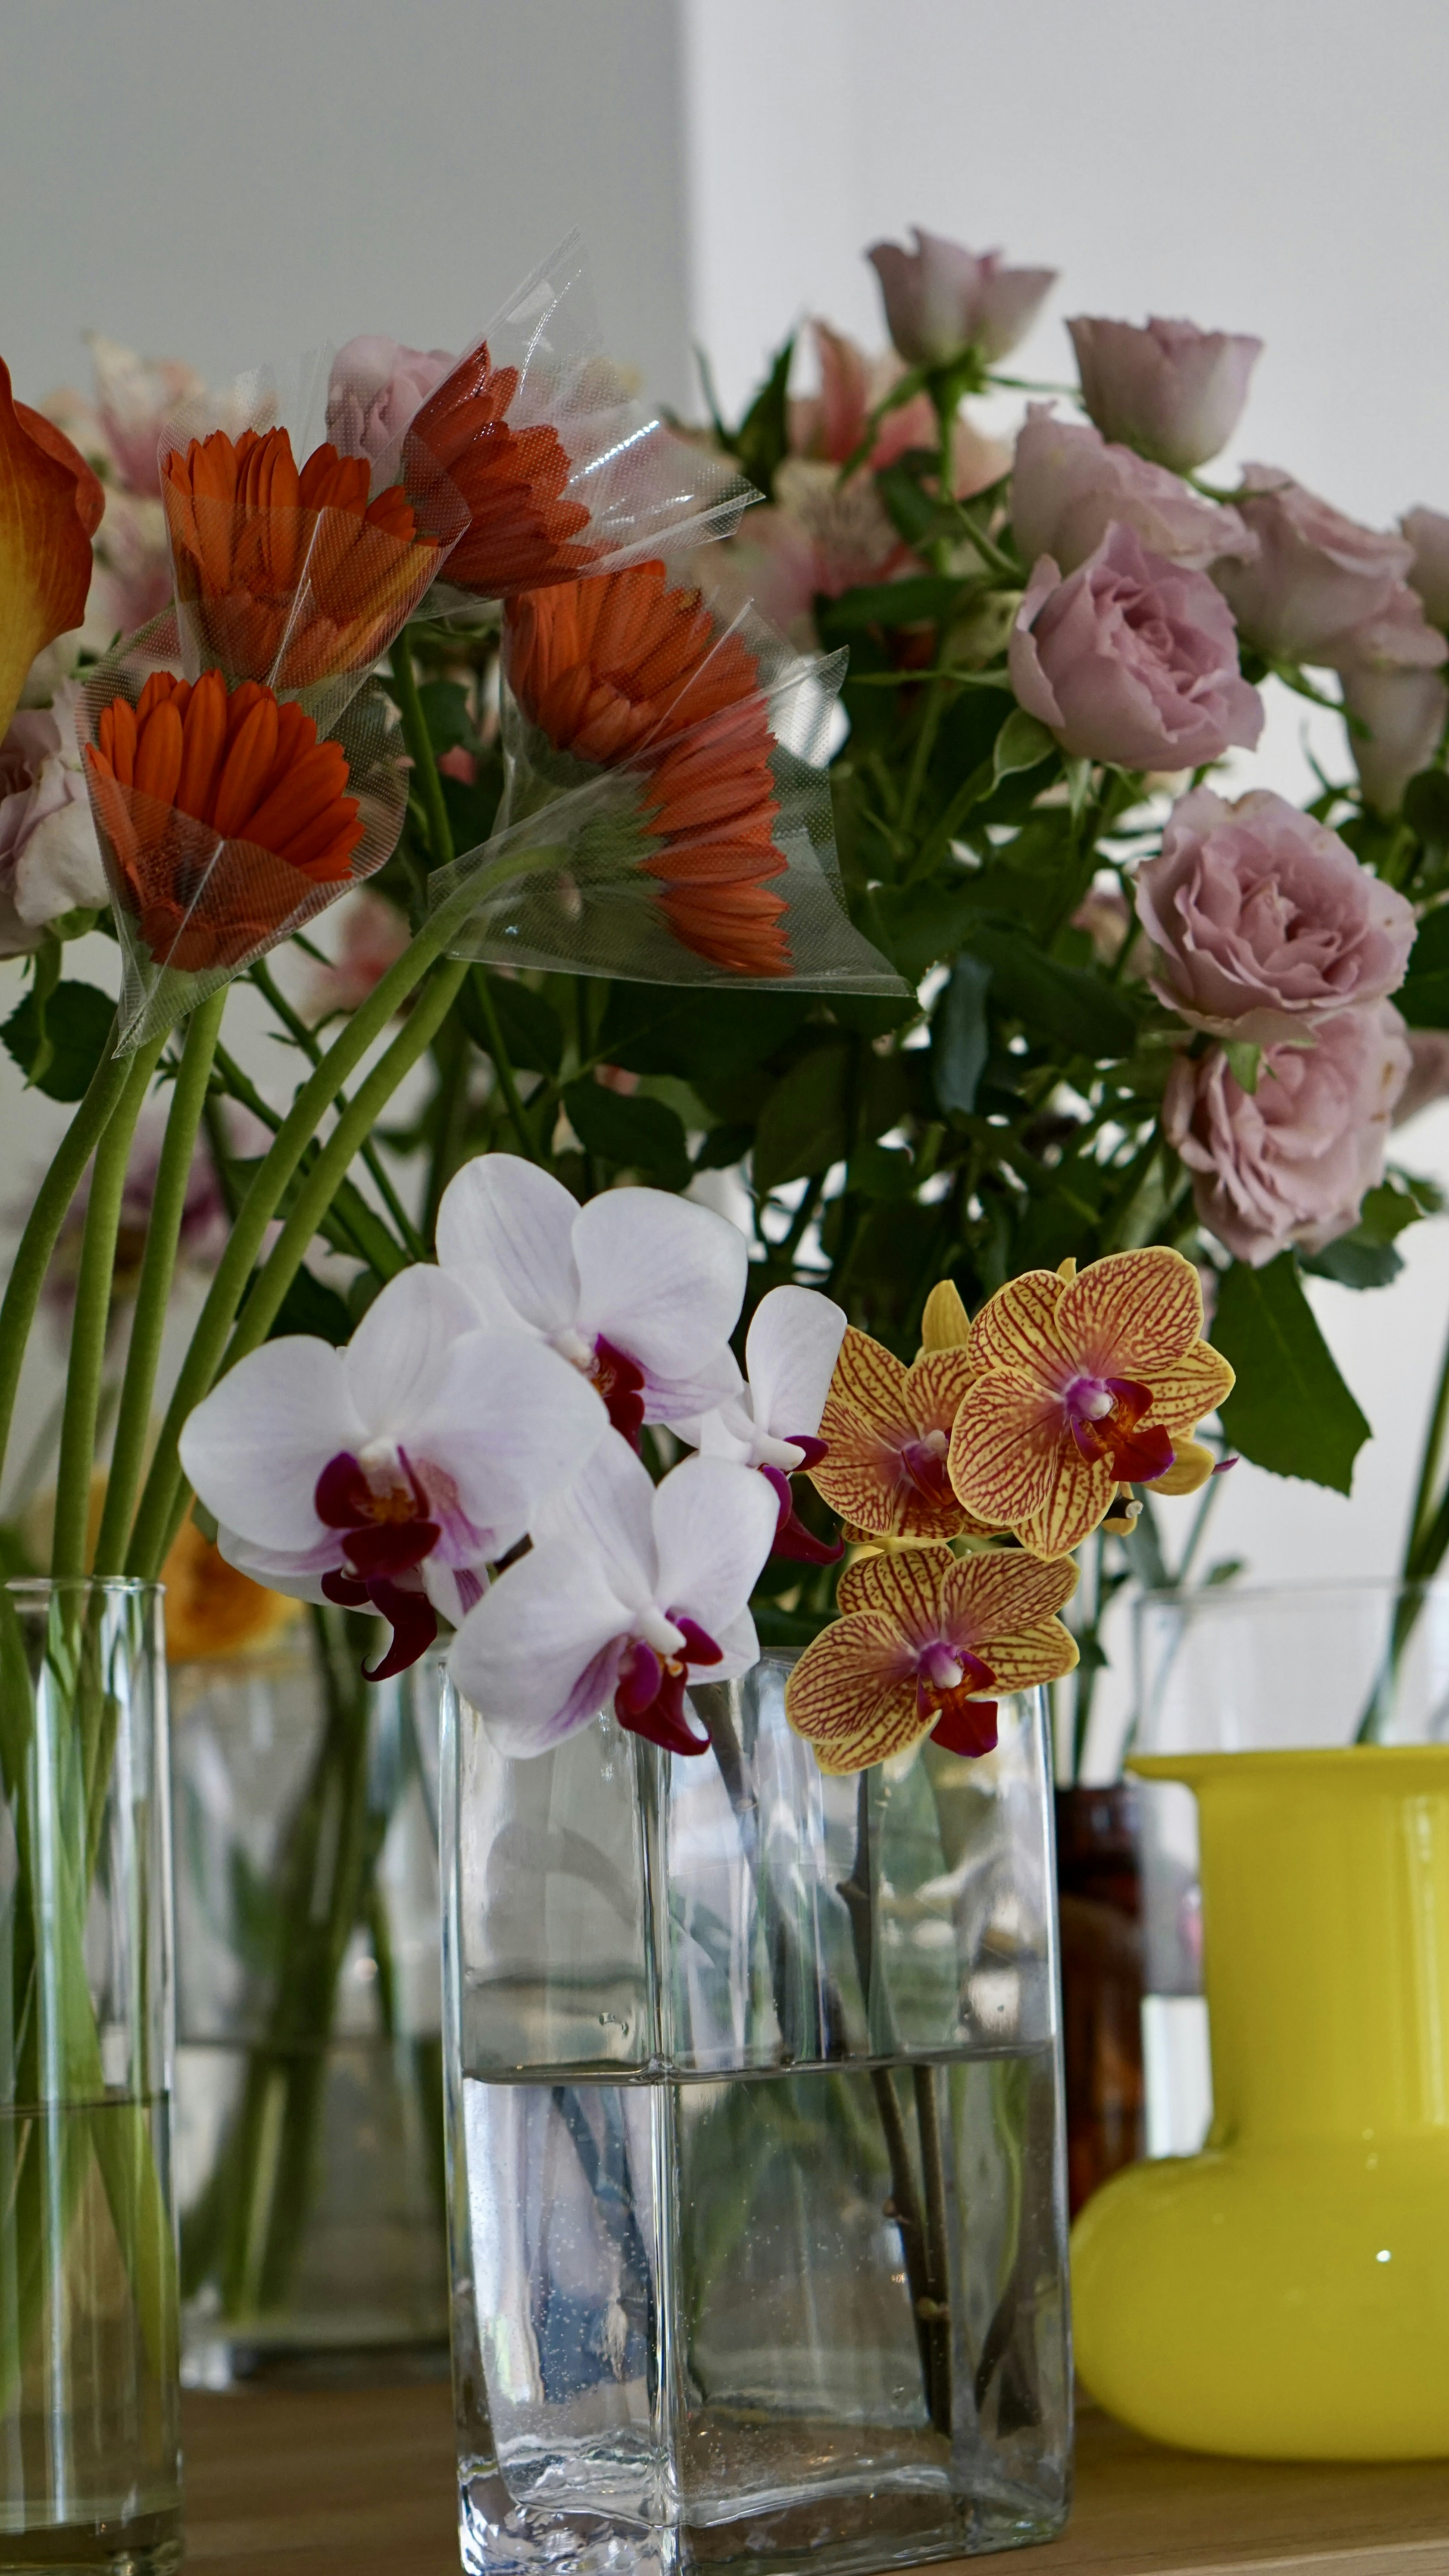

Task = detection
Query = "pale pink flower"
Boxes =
[1341,662,1449,815]
[1009,524,1263,771]
[303,888,411,1021]
[1395,1029,1449,1127]
[1135,787,1415,1042]
[790,319,1008,489]
[0,681,107,955]
[1067,316,1262,473]
[86,335,211,498]
[326,336,457,466]
[1164,1002,1411,1266]
[81,488,175,654]
[1401,507,1449,631]
[1072,882,1147,976]
[1215,468,1444,671]
[868,231,1055,369]
[1011,406,1255,576]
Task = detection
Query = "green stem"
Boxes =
[212,1039,407,1280]
[249,959,425,1259]
[470,967,539,1163]
[1406,1310,1449,1573]
[0,1036,134,1499]
[391,632,455,868]
[93,995,227,1578]
[51,1042,166,1579]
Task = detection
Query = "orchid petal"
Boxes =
[744,1285,847,1442]
[423,1557,488,1626]
[179,1338,363,1550]
[701,1604,761,1684]
[903,1346,976,1437]
[687,1401,756,1465]
[836,1547,951,1646]
[652,1454,778,1637]
[435,1153,583,1340]
[968,1270,1072,1388]
[534,1426,660,1616]
[1059,1246,1203,1378]
[784,1611,924,1773]
[574,1188,748,1383]
[1149,1436,1217,1497]
[975,1616,1080,1693]
[412,1330,607,1550]
[918,1279,972,1354]
[1013,1444,1116,1559]
[821,1327,913,1442]
[215,1526,335,1603]
[1143,1340,1236,1435]
[940,1549,1078,1651]
[637,1347,744,1426]
[342,1265,483,1429]
[948,1375,1063,1532]
[448,1535,631,1757]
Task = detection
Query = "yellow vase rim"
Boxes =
[1129,1744,1449,1784]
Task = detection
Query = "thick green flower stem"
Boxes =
[51,1039,168,1582]
[0,1035,134,1500]
[391,633,456,870]
[92,993,228,1580]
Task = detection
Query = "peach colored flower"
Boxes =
[784,1544,1078,1774]
[947,1250,1234,1559]
[809,1324,983,1544]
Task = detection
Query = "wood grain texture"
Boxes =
[178,2388,1449,2576]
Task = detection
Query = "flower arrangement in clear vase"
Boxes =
[2,205,1448,2559]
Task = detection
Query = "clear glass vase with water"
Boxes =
[442,1651,1071,2575]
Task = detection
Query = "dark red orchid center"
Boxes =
[760,1459,843,1566]
[897,1426,954,1503]
[914,1637,999,1759]
[613,1615,720,1757]
[315,1446,442,1680]
[590,1335,646,1446]
[1063,1375,1173,1486]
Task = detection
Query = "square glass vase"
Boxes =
[441,1651,1072,2576]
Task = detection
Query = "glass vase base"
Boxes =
[0,2513,182,2576]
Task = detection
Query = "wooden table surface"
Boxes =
[180,2384,1449,2575]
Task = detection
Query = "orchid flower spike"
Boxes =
[680,1284,847,1563]
[178,1266,607,1680]
[448,1429,778,1759]
[436,1154,747,1440]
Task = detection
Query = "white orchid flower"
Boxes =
[448,1429,778,1758]
[178,1266,607,1678]
[435,1155,747,1441]
[680,1284,847,1564]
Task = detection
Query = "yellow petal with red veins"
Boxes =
[837,1546,950,1632]
[918,1278,971,1355]
[1143,1338,1235,1434]
[973,1616,1080,1693]
[1012,1445,1116,1559]
[784,1611,925,1772]
[941,1547,1078,1647]
[903,1342,975,1433]
[823,1325,911,1438]
[969,1268,1072,1386]
[1058,1245,1203,1378]
[0,358,103,740]
[948,1373,1063,1529]
[1149,1437,1217,1497]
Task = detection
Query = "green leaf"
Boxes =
[1397,902,1449,1026]
[1360,1172,1442,1239]
[991,708,1055,784]
[1298,1235,1403,1290]
[417,678,476,753]
[820,575,974,634]
[1224,1039,1261,1095]
[457,969,564,1076]
[1213,1254,1371,1492]
[752,1046,851,1192]
[848,1142,916,1201]
[932,953,992,1117]
[1404,768,1449,855]
[694,1121,753,1173]
[563,1078,691,1190]
[266,1265,353,1347]
[727,333,795,497]
[870,881,981,979]
[2,978,114,1101]
[968,925,1140,1059]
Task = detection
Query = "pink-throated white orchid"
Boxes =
[678,1283,847,1563]
[447,1428,778,1759]
[178,1266,607,1679]
[436,1153,747,1441]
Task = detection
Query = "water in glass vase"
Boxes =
[0,2098,180,2576]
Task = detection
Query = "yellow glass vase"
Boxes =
[1070,1745,1449,2459]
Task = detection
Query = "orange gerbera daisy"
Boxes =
[785,1545,1078,1774]
[808,1324,987,1544]
[162,426,441,691]
[0,356,103,739]
[408,345,596,596]
[947,1248,1235,1560]
[85,667,366,972]
[504,561,791,977]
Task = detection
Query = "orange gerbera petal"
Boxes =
[1057,1246,1203,1379]
[409,345,595,596]
[0,357,103,739]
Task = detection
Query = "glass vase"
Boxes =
[0,1578,180,2574]
[442,1651,1072,2576]
[1053,1786,1145,2217]
[170,1612,448,2385]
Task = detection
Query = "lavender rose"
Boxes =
[1135,786,1415,1041]
[1341,661,1449,815]
[1067,316,1262,473]
[1164,1002,1411,1267]
[1011,406,1255,575]
[1215,467,1443,670]
[1009,523,1263,771]
[1402,506,1449,631]
[327,336,456,464]
[867,231,1055,369]
[0,682,108,957]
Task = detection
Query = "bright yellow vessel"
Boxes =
[1070,1745,1449,2459]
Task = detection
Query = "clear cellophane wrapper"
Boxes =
[82,611,408,1050]
[395,231,755,609]
[427,593,905,996]
[157,363,467,727]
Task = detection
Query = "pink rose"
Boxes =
[0,682,108,957]
[1340,662,1449,815]
[1134,785,1415,1042]
[326,336,457,464]
[1394,1028,1449,1128]
[1011,405,1255,576]
[1401,507,1449,631]
[1164,1002,1411,1266]
[1009,523,1263,771]
[1214,467,1442,669]
[790,320,1008,490]
[1067,317,1262,474]
[867,231,1055,369]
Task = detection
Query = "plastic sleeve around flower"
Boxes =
[81,613,408,1052]
[401,230,755,605]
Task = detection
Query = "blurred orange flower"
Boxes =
[162,1514,299,1661]
[0,356,103,740]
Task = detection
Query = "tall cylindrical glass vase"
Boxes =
[0,1579,180,2574]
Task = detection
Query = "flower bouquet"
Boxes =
[3,213,1448,2560]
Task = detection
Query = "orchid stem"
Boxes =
[51,1040,166,1580]
[93,994,227,1579]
